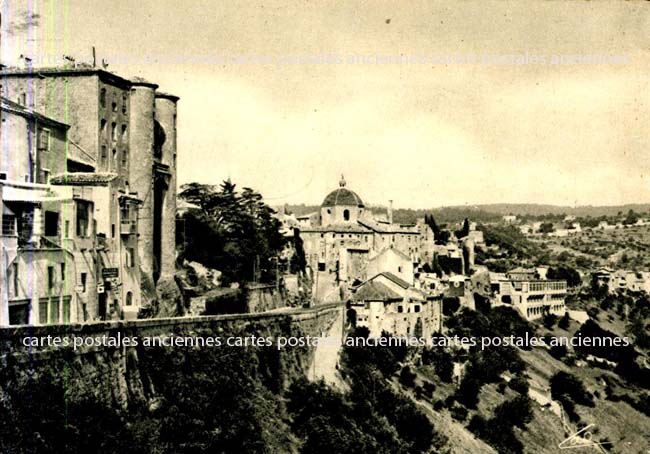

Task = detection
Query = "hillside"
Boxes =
[280,203,650,224]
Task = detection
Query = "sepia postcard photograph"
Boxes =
[0,1,649,453]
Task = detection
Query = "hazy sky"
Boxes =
[2,1,649,208]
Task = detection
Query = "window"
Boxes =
[49,298,59,323]
[111,122,117,141]
[111,224,115,238]
[122,93,128,114]
[38,128,51,151]
[44,211,59,236]
[47,266,55,292]
[76,202,89,237]
[343,209,350,221]
[121,124,127,140]
[101,145,108,166]
[42,169,50,184]
[126,248,135,267]
[398,306,403,313]
[112,149,117,169]
[81,272,87,293]
[121,148,128,169]
[125,291,133,306]
[8,302,29,325]
[398,266,402,273]
[60,262,66,282]
[101,119,107,136]
[62,297,71,323]
[39,298,49,324]
[100,88,107,107]
[13,263,19,296]
[64,220,70,238]
[3,214,16,235]
[414,305,420,313]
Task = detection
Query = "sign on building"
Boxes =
[102,268,119,279]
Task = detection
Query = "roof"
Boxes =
[375,271,411,289]
[322,187,364,207]
[358,220,419,234]
[353,280,403,302]
[321,176,363,207]
[50,172,118,186]
[155,91,180,102]
[0,67,178,99]
[302,222,373,234]
[0,97,69,130]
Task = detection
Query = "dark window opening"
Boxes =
[343,209,350,221]
[44,211,59,236]
[13,263,19,296]
[76,202,89,237]
[47,266,55,291]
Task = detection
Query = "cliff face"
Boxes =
[0,304,341,412]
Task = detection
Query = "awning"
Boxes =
[2,202,15,215]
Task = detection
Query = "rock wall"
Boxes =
[0,304,342,411]
[247,284,286,313]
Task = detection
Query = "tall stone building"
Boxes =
[0,66,179,325]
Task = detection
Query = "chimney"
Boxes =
[388,200,393,224]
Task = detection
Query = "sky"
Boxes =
[1,0,649,208]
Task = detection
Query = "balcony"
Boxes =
[120,220,137,236]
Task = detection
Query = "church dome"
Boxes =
[321,176,364,207]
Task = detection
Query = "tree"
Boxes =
[558,312,571,330]
[543,313,558,329]
[539,222,554,233]
[547,266,582,288]
[455,218,470,239]
[179,181,285,285]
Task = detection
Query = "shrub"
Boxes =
[399,366,417,388]
[543,313,558,329]
[508,376,530,395]
[558,312,571,330]
[450,405,468,422]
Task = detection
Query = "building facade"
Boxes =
[349,271,442,338]
[490,269,567,320]
[0,66,179,326]
[300,177,434,284]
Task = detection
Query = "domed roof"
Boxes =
[322,176,364,207]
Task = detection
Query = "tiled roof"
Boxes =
[50,172,118,186]
[0,97,69,129]
[353,281,403,302]
[376,271,411,289]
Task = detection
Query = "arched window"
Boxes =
[153,120,166,158]
[343,209,350,221]
[125,291,133,306]
[100,88,106,107]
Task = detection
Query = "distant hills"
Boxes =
[278,203,650,225]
